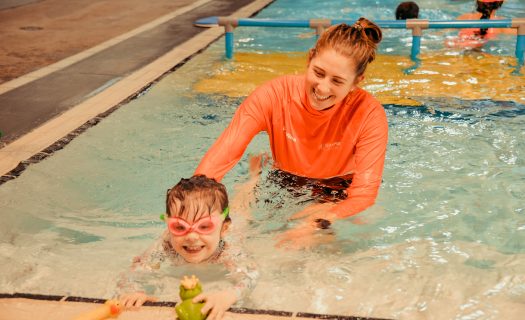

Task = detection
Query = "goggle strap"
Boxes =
[222,207,230,220]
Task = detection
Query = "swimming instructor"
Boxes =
[195,18,388,245]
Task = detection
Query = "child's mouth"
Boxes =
[183,245,204,254]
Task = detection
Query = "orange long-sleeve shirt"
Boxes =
[195,75,388,218]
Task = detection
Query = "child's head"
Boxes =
[476,0,504,36]
[165,175,230,263]
[476,0,504,18]
[396,2,419,20]
[305,18,382,110]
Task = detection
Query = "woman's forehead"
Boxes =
[311,49,356,77]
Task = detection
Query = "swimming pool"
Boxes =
[1,0,524,319]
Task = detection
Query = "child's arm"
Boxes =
[116,231,172,308]
[221,242,259,301]
[191,289,237,320]
[191,248,258,320]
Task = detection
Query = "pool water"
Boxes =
[1,0,525,319]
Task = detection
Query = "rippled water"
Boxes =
[1,0,525,319]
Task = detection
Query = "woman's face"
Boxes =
[305,48,363,111]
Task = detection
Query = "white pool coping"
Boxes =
[0,0,274,177]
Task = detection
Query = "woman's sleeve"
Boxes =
[195,79,279,181]
[330,104,389,218]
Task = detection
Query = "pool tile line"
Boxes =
[0,293,391,319]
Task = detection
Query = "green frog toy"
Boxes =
[175,275,208,320]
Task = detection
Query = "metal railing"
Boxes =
[195,16,525,66]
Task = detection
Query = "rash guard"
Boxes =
[195,75,388,218]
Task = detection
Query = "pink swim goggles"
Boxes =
[165,207,229,236]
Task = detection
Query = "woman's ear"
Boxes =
[355,74,365,85]
[307,48,315,65]
[220,220,231,236]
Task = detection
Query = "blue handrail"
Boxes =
[194,17,525,66]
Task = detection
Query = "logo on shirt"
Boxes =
[319,142,341,149]
[285,132,297,142]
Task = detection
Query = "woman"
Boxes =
[449,0,515,49]
[195,18,388,248]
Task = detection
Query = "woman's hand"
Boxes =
[288,202,337,221]
[275,203,338,250]
[119,291,157,310]
[192,289,237,320]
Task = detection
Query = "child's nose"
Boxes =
[185,231,199,239]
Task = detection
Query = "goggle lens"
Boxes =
[165,208,229,236]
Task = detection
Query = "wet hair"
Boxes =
[166,175,230,222]
[309,17,382,77]
[476,0,504,36]
[396,2,420,20]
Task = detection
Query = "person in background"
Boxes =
[194,17,388,249]
[396,1,420,20]
[117,175,257,320]
[449,0,516,48]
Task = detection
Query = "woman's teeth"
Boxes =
[314,90,331,101]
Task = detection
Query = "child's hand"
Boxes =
[119,291,157,310]
[192,289,236,320]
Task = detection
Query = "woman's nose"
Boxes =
[316,79,331,93]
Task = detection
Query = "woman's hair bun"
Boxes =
[357,17,382,45]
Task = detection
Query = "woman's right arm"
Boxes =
[195,78,280,181]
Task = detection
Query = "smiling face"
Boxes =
[168,209,229,264]
[305,48,363,111]
[165,175,229,264]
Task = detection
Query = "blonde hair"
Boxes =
[309,17,382,77]
[166,175,229,222]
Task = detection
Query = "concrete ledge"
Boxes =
[0,293,389,320]
[0,0,274,177]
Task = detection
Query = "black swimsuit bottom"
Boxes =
[266,169,352,203]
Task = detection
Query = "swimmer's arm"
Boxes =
[221,246,259,301]
[195,78,281,181]
[230,153,268,220]
[332,108,388,217]
[115,232,171,295]
[330,105,388,218]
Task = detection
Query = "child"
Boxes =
[117,175,258,320]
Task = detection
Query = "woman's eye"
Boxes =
[314,70,323,77]
[332,79,343,85]
[174,225,186,231]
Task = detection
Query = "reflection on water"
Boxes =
[1,0,525,318]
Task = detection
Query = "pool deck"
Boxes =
[0,294,389,320]
[0,0,273,178]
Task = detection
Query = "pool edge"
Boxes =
[0,0,275,179]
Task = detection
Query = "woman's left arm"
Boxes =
[330,104,388,218]
[277,104,388,248]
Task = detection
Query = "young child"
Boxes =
[117,175,258,320]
